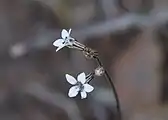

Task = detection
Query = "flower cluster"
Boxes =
[53,29,121,120]
[53,29,94,99]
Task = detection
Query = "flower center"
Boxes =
[62,37,73,45]
[77,82,84,91]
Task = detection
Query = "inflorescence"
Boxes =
[53,29,122,120]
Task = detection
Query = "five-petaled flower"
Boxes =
[66,72,94,99]
[53,29,75,52]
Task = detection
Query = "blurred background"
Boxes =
[1,0,168,120]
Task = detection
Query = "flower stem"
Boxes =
[86,73,95,83]
[94,57,122,120]
[68,40,85,51]
[71,40,122,120]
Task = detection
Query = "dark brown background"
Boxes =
[0,0,168,120]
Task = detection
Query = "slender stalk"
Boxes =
[86,72,95,83]
[94,57,122,120]
[104,70,121,120]
[71,41,122,120]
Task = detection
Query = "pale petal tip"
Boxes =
[79,72,86,77]
[68,86,80,98]
[53,39,64,47]
[68,93,74,98]
[65,74,69,77]
[62,29,67,32]
[65,74,69,79]
[92,87,94,91]
[68,93,78,98]
[84,84,94,93]
[65,74,77,85]
[81,97,87,99]
[69,29,72,34]
[53,41,57,46]
[65,74,72,79]
[88,86,94,92]
[90,85,94,90]
[61,29,69,39]
[77,72,86,84]
[56,48,60,52]
[55,44,65,52]
[80,91,87,99]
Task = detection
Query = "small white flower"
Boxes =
[53,29,75,52]
[66,72,94,99]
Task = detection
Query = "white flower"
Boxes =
[66,72,94,99]
[53,29,75,52]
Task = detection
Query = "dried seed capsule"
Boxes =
[95,66,105,76]
[83,47,98,59]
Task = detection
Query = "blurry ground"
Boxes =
[1,0,168,120]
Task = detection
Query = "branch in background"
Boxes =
[9,9,168,58]
[100,0,119,19]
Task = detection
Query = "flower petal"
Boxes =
[69,29,72,34]
[77,72,86,84]
[61,29,69,39]
[66,74,77,85]
[80,91,87,99]
[68,86,79,97]
[56,44,65,52]
[53,39,64,47]
[84,84,94,92]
